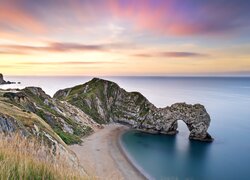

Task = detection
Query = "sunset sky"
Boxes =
[0,0,250,76]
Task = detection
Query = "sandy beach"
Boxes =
[70,124,145,180]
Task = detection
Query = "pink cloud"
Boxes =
[106,0,250,36]
[0,41,133,54]
[0,0,249,37]
[0,1,46,34]
[134,51,208,58]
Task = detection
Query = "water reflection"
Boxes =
[175,120,212,179]
[122,130,213,180]
[183,140,212,180]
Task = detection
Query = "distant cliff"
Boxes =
[54,78,213,142]
[0,73,15,85]
[0,73,6,84]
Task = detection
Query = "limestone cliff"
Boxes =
[0,87,100,172]
[0,96,81,170]
[54,78,213,141]
[1,87,99,145]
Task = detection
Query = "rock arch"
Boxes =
[54,78,214,142]
[167,103,212,141]
[139,103,213,142]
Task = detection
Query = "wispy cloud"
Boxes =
[0,0,249,37]
[0,1,46,34]
[0,0,249,76]
[0,42,131,54]
[134,51,208,58]
[0,65,14,68]
[0,50,28,55]
[19,61,123,65]
[107,0,250,36]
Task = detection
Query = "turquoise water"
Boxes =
[120,77,250,180]
[2,76,250,179]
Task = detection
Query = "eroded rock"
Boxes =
[0,73,15,85]
[54,78,213,142]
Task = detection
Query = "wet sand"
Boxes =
[70,124,145,180]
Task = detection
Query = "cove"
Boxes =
[121,122,250,180]
[121,129,211,180]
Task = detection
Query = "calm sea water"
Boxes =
[119,77,250,180]
[2,76,250,180]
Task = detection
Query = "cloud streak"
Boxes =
[19,61,122,65]
[134,51,208,58]
[108,0,250,36]
[0,42,131,54]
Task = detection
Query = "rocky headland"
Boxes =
[0,77,213,142]
[54,78,213,141]
[0,73,17,85]
[0,77,213,178]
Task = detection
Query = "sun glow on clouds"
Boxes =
[0,0,250,76]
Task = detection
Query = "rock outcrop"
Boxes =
[0,77,213,142]
[0,113,29,135]
[0,108,83,172]
[0,73,15,85]
[1,87,99,145]
[0,77,213,178]
[54,78,213,142]
[0,73,6,84]
[0,87,97,172]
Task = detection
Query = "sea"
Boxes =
[1,76,250,180]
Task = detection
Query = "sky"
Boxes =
[0,0,250,76]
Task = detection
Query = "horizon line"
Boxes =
[4,75,250,78]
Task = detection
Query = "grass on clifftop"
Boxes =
[0,134,89,180]
[1,91,93,145]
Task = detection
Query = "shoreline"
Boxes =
[70,124,146,180]
[117,129,153,180]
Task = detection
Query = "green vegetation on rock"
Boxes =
[54,78,213,142]
[1,87,94,145]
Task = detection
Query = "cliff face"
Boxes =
[0,87,100,172]
[54,78,213,141]
[1,87,99,145]
[0,77,213,177]
[0,96,81,169]
[0,77,213,144]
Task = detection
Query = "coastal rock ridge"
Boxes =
[0,73,16,85]
[54,78,213,142]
